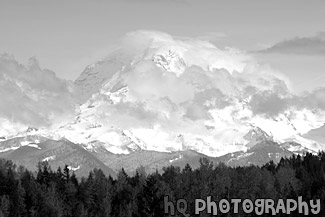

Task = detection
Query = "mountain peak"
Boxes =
[152,49,187,76]
[244,126,273,148]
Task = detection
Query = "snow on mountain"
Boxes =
[244,126,272,148]
[75,49,134,101]
[2,31,325,159]
[0,134,47,153]
[42,155,56,162]
[169,154,183,163]
[67,165,81,171]
[241,103,325,140]
[0,146,20,153]
[152,49,187,76]
[54,31,325,157]
[284,134,323,153]
[216,140,295,167]
[0,138,116,178]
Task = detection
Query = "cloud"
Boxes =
[125,60,196,104]
[112,31,294,113]
[0,54,76,131]
[260,32,325,56]
[296,87,325,110]
[93,30,301,130]
[121,30,252,73]
[247,86,325,117]
[114,31,325,121]
[95,101,161,129]
[249,91,289,117]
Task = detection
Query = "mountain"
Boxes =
[0,129,312,175]
[2,31,325,175]
[0,131,216,176]
[75,49,134,102]
[213,125,318,167]
[92,148,210,174]
[0,135,116,178]
[215,139,318,167]
[216,141,293,167]
[244,126,273,148]
[58,31,325,158]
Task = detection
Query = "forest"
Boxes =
[1,152,325,216]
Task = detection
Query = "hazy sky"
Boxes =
[1,0,325,91]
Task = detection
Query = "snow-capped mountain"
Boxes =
[1,31,325,172]
[0,136,116,177]
[55,31,325,157]
[244,126,273,148]
[75,49,134,102]
[152,49,187,76]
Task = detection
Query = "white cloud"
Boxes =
[112,31,325,133]
[79,31,296,134]
[0,54,76,134]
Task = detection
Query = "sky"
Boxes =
[0,0,325,92]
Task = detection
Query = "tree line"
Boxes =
[1,152,325,216]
